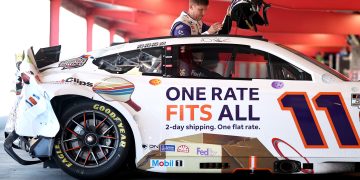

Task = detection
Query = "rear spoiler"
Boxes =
[34,45,61,69]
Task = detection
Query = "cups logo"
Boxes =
[177,145,189,153]
[65,77,93,87]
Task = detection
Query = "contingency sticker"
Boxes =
[352,94,360,107]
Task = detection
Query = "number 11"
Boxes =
[278,92,360,148]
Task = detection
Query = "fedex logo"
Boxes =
[196,148,217,156]
[150,159,183,167]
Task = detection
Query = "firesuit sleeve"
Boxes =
[171,22,192,37]
[218,15,232,35]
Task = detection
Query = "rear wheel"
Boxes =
[52,100,133,179]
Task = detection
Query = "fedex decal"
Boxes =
[166,87,260,121]
[150,159,183,167]
[196,148,217,156]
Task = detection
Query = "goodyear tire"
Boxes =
[52,100,132,179]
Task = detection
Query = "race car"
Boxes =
[4,35,360,179]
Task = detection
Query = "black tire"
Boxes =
[52,100,133,179]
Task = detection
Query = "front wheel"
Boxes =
[52,100,133,179]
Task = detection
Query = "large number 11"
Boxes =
[278,92,360,148]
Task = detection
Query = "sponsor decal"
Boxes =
[65,77,93,87]
[93,77,141,112]
[271,81,284,89]
[165,87,261,132]
[166,87,260,121]
[177,145,189,153]
[58,55,90,70]
[25,94,40,107]
[149,79,161,86]
[201,37,230,43]
[352,94,360,107]
[160,144,176,152]
[137,42,166,49]
[150,159,183,167]
[142,144,159,150]
[46,77,93,87]
[196,147,217,156]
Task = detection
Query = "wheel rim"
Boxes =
[60,110,120,168]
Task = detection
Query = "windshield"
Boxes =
[277,44,350,81]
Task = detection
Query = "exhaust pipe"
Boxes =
[274,160,301,173]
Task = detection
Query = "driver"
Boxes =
[170,0,232,37]
[178,46,222,78]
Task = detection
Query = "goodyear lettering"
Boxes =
[120,128,126,134]
[93,104,127,148]
[99,106,105,111]
[93,104,122,121]
[55,144,73,168]
[121,134,126,140]
[109,112,116,119]
[120,141,126,148]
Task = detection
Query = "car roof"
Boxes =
[128,35,268,43]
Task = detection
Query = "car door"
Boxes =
[265,50,360,162]
[161,43,273,145]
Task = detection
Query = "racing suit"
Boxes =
[170,11,232,37]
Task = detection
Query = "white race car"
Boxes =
[4,35,360,178]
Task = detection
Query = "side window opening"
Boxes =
[92,47,163,75]
[138,49,163,74]
[174,44,272,80]
[172,43,312,81]
[177,45,230,78]
[231,49,269,79]
[269,54,312,81]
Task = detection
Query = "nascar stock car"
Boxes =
[4,35,360,179]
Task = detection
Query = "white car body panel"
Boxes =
[7,36,360,174]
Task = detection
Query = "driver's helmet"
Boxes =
[230,0,271,32]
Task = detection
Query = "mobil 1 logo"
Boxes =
[150,159,183,167]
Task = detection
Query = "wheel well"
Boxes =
[50,95,90,120]
[50,95,136,169]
